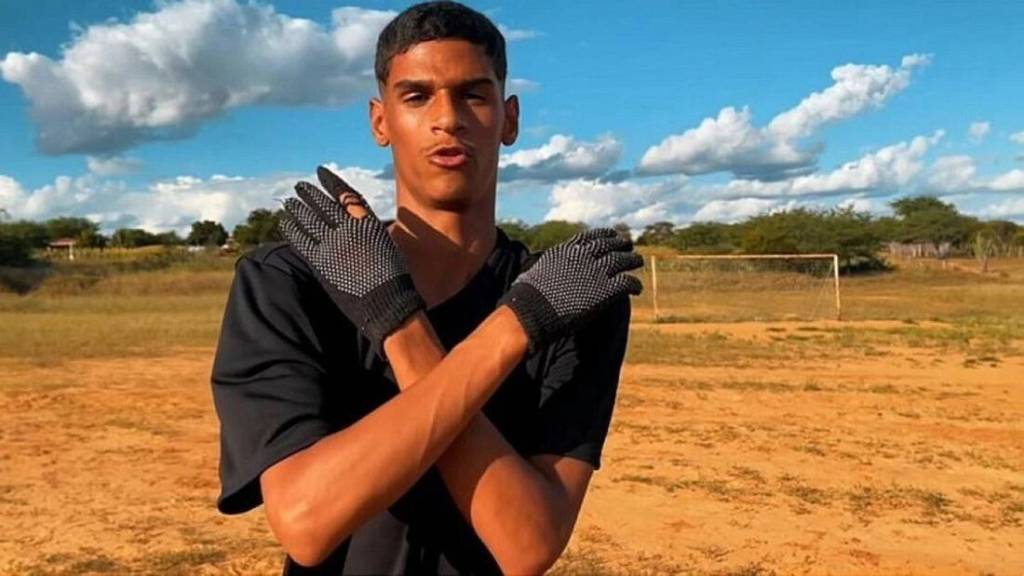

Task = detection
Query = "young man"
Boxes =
[211,2,642,574]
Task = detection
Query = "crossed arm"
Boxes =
[259,306,591,573]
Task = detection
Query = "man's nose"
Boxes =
[430,91,466,134]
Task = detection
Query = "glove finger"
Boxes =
[598,251,645,276]
[609,272,644,296]
[582,235,632,256]
[295,181,343,228]
[284,197,332,240]
[278,213,319,254]
[566,227,617,247]
[340,193,378,221]
[317,165,358,200]
[317,165,379,220]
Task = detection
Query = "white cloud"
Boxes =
[508,78,540,94]
[837,195,887,214]
[988,169,1024,192]
[500,134,622,182]
[968,121,991,143]
[925,155,977,192]
[691,198,781,223]
[972,196,1024,220]
[1010,131,1024,145]
[900,53,933,68]
[0,175,28,216]
[637,54,930,180]
[498,25,540,41]
[0,165,396,234]
[636,107,813,180]
[86,155,143,176]
[544,131,950,228]
[766,56,929,141]
[918,158,1024,194]
[1,0,394,155]
[716,131,944,199]
[544,176,688,228]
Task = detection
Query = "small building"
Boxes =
[47,238,78,261]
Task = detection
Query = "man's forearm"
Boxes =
[385,311,579,573]
[260,307,528,567]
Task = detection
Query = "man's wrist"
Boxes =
[383,312,444,389]
[492,304,531,357]
[384,306,529,391]
[498,283,559,353]
[360,274,426,349]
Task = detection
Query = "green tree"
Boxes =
[889,196,976,248]
[612,222,632,242]
[1,220,49,249]
[740,208,883,271]
[890,196,957,219]
[972,228,998,272]
[233,209,283,247]
[0,224,35,266]
[636,221,675,246]
[497,220,531,246]
[740,210,811,254]
[76,227,108,248]
[111,228,160,248]
[46,217,99,241]
[1013,229,1024,257]
[525,220,587,251]
[186,220,228,247]
[979,220,1019,255]
[671,222,738,254]
[826,207,884,270]
[871,215,902,243]
[155,231,183,246]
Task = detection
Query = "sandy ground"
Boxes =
[1,323,1022,575]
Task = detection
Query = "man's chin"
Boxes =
[418,181,481,212]
[425,192,475,212]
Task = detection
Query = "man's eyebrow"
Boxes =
[391,77,496,92]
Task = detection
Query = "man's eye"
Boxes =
[465,93,486,102]
[404,93,427,104]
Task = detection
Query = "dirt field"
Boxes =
[1,257,1022,575]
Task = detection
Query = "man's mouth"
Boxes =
[428,145,471,169]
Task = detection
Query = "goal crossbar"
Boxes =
[649,253,842,321]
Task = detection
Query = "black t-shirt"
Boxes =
[211,229,630,575]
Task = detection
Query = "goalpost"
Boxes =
[645,253,842,323]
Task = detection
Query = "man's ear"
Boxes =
[501,94,519,146]
[369,97,389,147]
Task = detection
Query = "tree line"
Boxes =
[0,209,283,266]
[499,197,1022,273]
[3,197,1021,270]
[631,197,1022,272]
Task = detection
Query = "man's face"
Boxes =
[370,39,518,211]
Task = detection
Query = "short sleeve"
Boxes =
[527,298,631,469]
[211,255,335,514]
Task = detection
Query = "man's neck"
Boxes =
[389,199,497,309]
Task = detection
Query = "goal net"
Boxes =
[635,254,841,323]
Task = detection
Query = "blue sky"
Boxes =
[1,0,1022,233]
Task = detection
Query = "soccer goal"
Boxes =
[639,253,842,323]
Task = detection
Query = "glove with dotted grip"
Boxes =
[279,166,425,352]
[499,228,643,351]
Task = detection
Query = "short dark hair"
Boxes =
[374,1,507,86]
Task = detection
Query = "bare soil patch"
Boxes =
[1,320,1021,575]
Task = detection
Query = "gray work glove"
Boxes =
[499,228,644,351]
[279,166,425,352]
